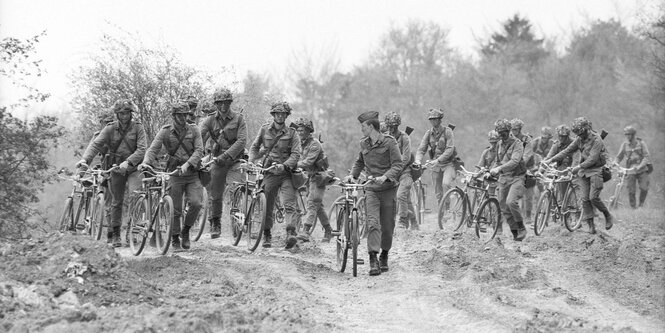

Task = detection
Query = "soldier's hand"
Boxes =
[118,161,129,172]
[273,164,285,173]
[490,167,500,176]
[542,159,551,165]
[180,162,190,174]
[138,163,148,171]
[343,175,355,183]
[374,175,388,184]
[75,159,87,169]
[571,166,581,174]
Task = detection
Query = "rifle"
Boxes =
[448,123,456,131]
[600,129,608,140]
[405,126,414,136]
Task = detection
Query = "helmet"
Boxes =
[112,99,138,113]
[384,112,401,126]
[427,108,444,119]
[541,126,553,137]
[488,130,500,143]
[510,118,524,129]
[213,88,233,102]
[293,117,314,132]
[623,125,636,135]
[494,118,512,132]
[98,111,115,124]
[185,95,198,109]
[555,124,570,136]
[571,117,592,134]
[171,102,190,114]
[270,101,292,115]
[198,99,216,115]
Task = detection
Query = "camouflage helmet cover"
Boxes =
[198,99,216,114]
[384,111,401,126]
[112,99,138,113]
[494,118,512,132]
[293,117,314,132]
[571,117,592,134]
[427,108,444,119]
[171,102,190,114]
[98,110,115,124]
[488,130,500,143]
[270,101,292,115]
[184,95,198,109]
[555,124,571,136]
[510,118,524,129]
[213,88,233,102]
[541,126,553,137]
[623,125,636,135]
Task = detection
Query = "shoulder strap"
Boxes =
[110,125,131,154]
[168,128,193,157]
[261,130,287,166]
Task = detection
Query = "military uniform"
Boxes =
[545,136,576,203]
[391,129,417,229]
[615,138,651,208]
[532,136,553,159]
[478,144,498,197]
[296,134,331,234]
[493,133,526,238]
[514,132,535,220]
[415,123,455,203]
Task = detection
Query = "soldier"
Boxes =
[415,108,456,205]
[184,95,200,125]
[345,111,402,276]
[384,112,417,230]
[544,125,576,203]
[478,130,499,197]
[615,125,652,208]
[489,119,527,241]
[544,117,615,234]
[510,118,535,223]
[199,88,247,239]
[249,101,301,249]
[533,126,554,159]
[76,99,147,247]
[293,117,333,243]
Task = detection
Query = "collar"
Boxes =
[215,111,234,121]
[270,122,288,134]
[431,124,445,134]
[114,120,132,132]
[301,135,313,146]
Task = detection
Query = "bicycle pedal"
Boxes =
[356,259,365,265]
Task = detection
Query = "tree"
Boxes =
[481,14,549,67]
[0,31,50,109]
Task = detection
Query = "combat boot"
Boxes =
[171,234,182,251]
[639,190,648,208]
[181,225,191,250]
[587,219,596,234]
[285,228,298,249]
[369,252,381,276]
[262,229,272,248]
[379,250,389,272]
[410,217,419,230]
[514,222,526,241]
[604,214,614,231]
[210,217,221,239]
[112,226,122,248]
[321,225,332,243]
[297,225,311,242]
[107,230,113,244]
[629,193,637,209]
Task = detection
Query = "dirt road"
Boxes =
[2,207,664,332]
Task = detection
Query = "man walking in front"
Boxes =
[615,125,651,208]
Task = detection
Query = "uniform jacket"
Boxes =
[615,138,651,171]
[143,123,204,175]
[494,134,525,181]
[546,138,574,170]
[82,120,147,170]
[532,136,553,158]
[392,129,412,176]
[199,111,247,161]
[550,131,606,178]
[478,145,497,169]
[351,133,403,191]
[415,124,455,171]
[297,135,326,173]
[515,133,534,167]
[249,122,301,171]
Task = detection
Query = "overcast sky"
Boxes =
[0,0,657,114]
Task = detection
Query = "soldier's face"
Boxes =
[511,127,521,136]
[558,134,568,142]
[173,113,187,127]
[429,118,441,127]
[625,133,635,141]
[272,112,287,125]
[498,130,510,141]
[361,122,371,137]
[296,127,310,140]
[215,101,231,114]
[116,111,131,124]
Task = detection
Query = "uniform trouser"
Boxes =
[578,174,611,222]
[396,173,416,225]
[365,187,398,254]
[523,186,534,217]
[497,176,525,231]
[209,163,233,220]
[108,170,142,228]
[626,172,650,206]
[264,173,297,231]
[432,165,456,203]
[169,174,203,235]
[305,178,330,228]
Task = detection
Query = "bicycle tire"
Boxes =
[156,195,174,255]
[336,206,348,273]
[273,196,285,224]
[475,198,501,243]
[608,181,622,210]
[562,185,582,232]
[192,188,208,241]
[410,184,425,226]
[230,187,245,246]
[351,209,359,277]
[533,190,551,236]
[439,188,466,230]
[128,195,150,256]
[91,193,105,241]
[73,195,86,234]
[247,193,267,252]
[58,197,74,232]
[357,196,368,239]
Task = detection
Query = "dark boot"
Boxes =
[514,222,526,241]
[181,225,191,250]
[210,218,221,239]
[410,217,419,230]
[262,229,272,248]
[321,224,332,243]
[107,230,113,244]
[379,250,389,272]
[369,252,381,276]
[172,234,182,251]
[604,214,614,230]
[112,226,122,248]
[297,225,311,242]
[629,193,637,209]
[587,219,596,234]
[639,190,648,208]
[285,228,298,249]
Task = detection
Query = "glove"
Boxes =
[75,159,87,168]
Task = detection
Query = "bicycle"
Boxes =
[127,165,180,256]
[57,164,116,239]
[273,180,309,234]
[328,178,370,277]
[439,166,501,243]
[409,164,428,227]
[189,158,216,242]
[607,163,636,210]
[328,187,367,239]
[533,162,580,235]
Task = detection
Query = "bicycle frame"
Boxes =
[58,165,114,235]
[330,180,367,276]
[536,164,573,222]
[458,166,493,226]
[608,163,634,209]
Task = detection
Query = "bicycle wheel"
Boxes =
[608,181,622,210]
[192,188,208,241]
[351,209,360,277]
[229,187,245,246]
[562,185,582,232]
[156,195,174,255]
[357,196,368,239]
[273,196,285,224]
[58,197,74,232]
[475,198,501,243]
[247,192,267,252]
[91,193,105,241]
[410,184,424,226]
[439,188,466,230]
[533,190,551,236]
[128,195,150,256]
[72,195,86,233]
[335,206,348,273]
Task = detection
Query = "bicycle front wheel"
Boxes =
[562,186,582,232]
[192,188,208,241]
[357,196,368,239]
[247,193,267,252]
[533,190,551,236]
[156,196,174,255]
[91,193,106,241]
[439,188,466,231]
[58,197,74,232]
[475,198,501,243]
[128,195,150,256]
[336,206,349,273]
[351,209,360,277]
